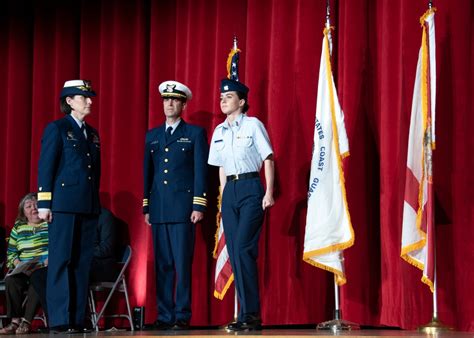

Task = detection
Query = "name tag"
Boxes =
[177,137,191,143]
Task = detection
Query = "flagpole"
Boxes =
[313,2,359,332]
[418,271,451,332]
[414,1,452,332]
[418,133,452,333]
[234,287,238,321]
[232,35,239,323]
[316,272,360,331]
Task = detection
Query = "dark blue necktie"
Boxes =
[81,124,87,140]
[165,126,172,141]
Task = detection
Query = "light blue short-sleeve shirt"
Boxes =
[208,114,273,175]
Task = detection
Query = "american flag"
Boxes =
[226,37,241,81]
[213,196,233,299]
[213,39,243,300]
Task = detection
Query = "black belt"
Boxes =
[226,172,259,182]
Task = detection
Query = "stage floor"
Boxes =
[6,328,472,337]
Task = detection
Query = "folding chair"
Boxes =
[0,280,6,328]
[88,245,133,331]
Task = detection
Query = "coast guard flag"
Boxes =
[303,27,354,285]
[401,9,437,292]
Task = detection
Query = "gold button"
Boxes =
[164,159,168,162]
[164,180,168,184]
[165,148,169,152]
[164,169,168,173]
[203,192,207,196]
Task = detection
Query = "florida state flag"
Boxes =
[401,8,437,292]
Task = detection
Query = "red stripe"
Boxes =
[215,259,232,292]
[216,232,227,254]
[404,167,420,211]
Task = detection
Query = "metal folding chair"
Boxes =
[88,245,133,331]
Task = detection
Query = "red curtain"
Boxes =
[0,0,472,331]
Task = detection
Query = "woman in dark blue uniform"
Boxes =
[208,79,275,331]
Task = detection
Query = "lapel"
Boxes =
[65,114,86,143]
[165,120,186,146]
[157,125,167,147]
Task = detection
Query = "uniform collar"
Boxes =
[224,113,244,131]
[70,114,86,129]
[165,118,182,134]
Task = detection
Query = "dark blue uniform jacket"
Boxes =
[37,114,101,214]
[143,120,208,224]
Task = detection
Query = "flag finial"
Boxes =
[325,0,331,29]
[233,35,238,51]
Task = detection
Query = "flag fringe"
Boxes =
[422,275,435,293]
[303,256,346,285]
[303,237,354,261]
[212,193,222,258]
[401,237,426,258]
[400,252,434,292]
[400,250,424,270]
[213,274,235,300]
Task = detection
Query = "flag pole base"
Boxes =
[418,317,453,334]
[316,319,360,332]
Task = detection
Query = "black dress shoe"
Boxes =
[226,321,244,331]
[226,317,262,332]
[153,320,173,330]
[172,320,190,330]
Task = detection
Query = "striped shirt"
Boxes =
[7,221,48,269]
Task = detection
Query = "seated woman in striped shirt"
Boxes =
[0,193,48,335]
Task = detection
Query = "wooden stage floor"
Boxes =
[3,328,472,337]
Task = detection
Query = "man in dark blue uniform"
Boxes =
[143,80,208,330]
[37,80,100,333]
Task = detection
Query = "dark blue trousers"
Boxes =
[47,213,97,328]
[152,222,195,324]
[221,178,264,321]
